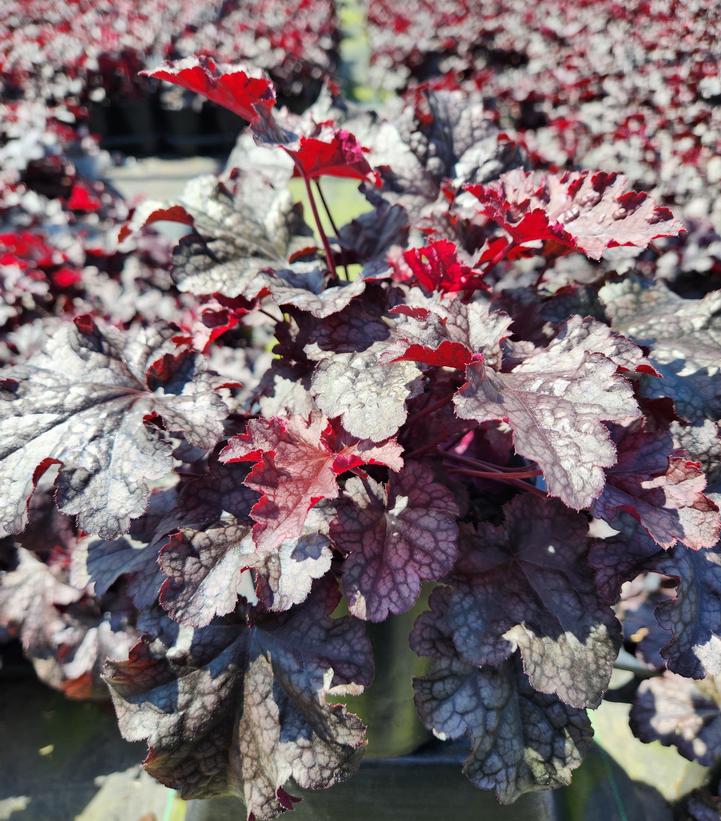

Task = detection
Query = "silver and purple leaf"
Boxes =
[445,495,621,708]
[411,587,592,803]
[105,580,373,821]
[331,462,459,621]
[0,319,229,538]
[631,672,721,765]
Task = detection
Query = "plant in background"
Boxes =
[2,54,721,820]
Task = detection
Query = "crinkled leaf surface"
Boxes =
[0,546,81,656]
[175,294,254,353]
[0,318,228,538]
[468,169,684,260]
[631,672,721,765]
[252,511,334,613]
[159,512,333,625]
[172,174,314,298]
[444,495,621,708]
[259,268,366,319]
[358,90,521,223]
[592,423,720,549]
[454,328,639,509]
[401,239,488,294]
[105,580,373,821]
[330,462,459,621]
[411,587,592,803]
[221,414,403,553]
[309,342,422,442]
[655,546,721,679]
[75,460,257,610]
[673,420,721,487]
[302,287,392,356]
[159,520,255,627]
[381,293,511,371]
[545,315,658,375]
[601,278,721,423]
[257,360,315,419]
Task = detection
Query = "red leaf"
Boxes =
[286,129,375,181]
[382,296,512,372]
[118,204,195,243]
[66,183,101,212]
[52,267,83,288]
[175,295,253,353]
[467,168,685,260]
[402,239,488,294]
[220,414,403,552]
[141,57,276,125]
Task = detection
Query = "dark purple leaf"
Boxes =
[411,587,592,803]
[631,672,721,765]
[330,462,459,621]
[105,580,373,820]
[74,459,257,609]
[444,495,621,708]
[592,423,721,549]
[676,786,721,821]
[655,546,721,679]
[588,512,662,604]
[337,202,409,277]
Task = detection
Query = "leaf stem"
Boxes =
[316,180,348,280]
[443,451,534,473]
[446,467,547,497]
[315,180,340,237]
[303,173,338,280]
[258,307,280,323]
[280,146,338,281]
[449,467,542,480]
[405,438,454,460]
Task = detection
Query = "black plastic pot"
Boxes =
[185,744,558,821]
[0,650,675,821]
[89,97,159,154]
[184,740,673,821]
[115,98,159,155]
[160,107,203,157]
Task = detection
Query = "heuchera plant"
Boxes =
[3,56,721,819]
